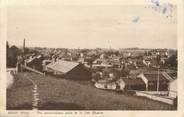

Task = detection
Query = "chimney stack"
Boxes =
[23,38,25,54]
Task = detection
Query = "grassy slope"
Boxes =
[7,72,176,110]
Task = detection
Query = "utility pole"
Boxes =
[156,51,160,92]
[157,66,160,92]
[21,38,26,71]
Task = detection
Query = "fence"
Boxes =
[21,65,45,76]
[136,91,175,105]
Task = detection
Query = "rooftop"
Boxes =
[47,60,79,73]
[121,78,145,85]
[144,73,169,82]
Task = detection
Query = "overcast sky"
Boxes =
[7,0,177,49]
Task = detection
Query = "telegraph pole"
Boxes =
[156,51,160,92]
[157,66,160,92]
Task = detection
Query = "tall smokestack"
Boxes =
[23,38,25,54]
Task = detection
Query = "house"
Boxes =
[46,60,91,80]
[160,72,177,98]
[92,59,113,70]
[161,72,177,82]
[92,64,113,70]
[25,55,44,71]
[107,59,121,68]
[121,78,146,91]
[143,59,151,67]
[168,79,177,98]
[92,59,107,64]
[99,54,107,59]
[167,72,177,80]
[161,72,177,98]
[42,59,52,71]
[94,79,116,90]
[137,72,170,91]
[94,79,125,91]
[92,64,113,69]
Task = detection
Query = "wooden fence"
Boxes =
[21,65,45,76]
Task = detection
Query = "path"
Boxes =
[24,74,40,110]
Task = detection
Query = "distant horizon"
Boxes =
[7,41,177,50]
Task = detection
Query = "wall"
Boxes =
[136,91,175,105]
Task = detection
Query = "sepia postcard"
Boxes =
[0,0,184,117]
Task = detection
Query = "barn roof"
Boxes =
[47,60,79,73]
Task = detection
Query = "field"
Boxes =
[7,72,176,110]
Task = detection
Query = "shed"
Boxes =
[94,79,124,90]
[46,60,91,80]
[94,79,117,90]
[25,55,44,71]
[138,73,169,91]
[121,78,146,91]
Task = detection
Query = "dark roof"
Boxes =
[144,73,169,82]
[26,55,43,63]
[121,78,145,85]
[97,79,114,84]
[167,72,177,79]
[26,57,36,63]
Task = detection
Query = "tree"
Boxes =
[165,54,177,68]
[92,72,101,82]
[114,51,119,56]
[86,58,94,70]
[7,45,21,67]
[120,63,130,77]
[156,54,161,65]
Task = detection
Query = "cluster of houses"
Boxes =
[93,68,177,97]
[17,48,177,101]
